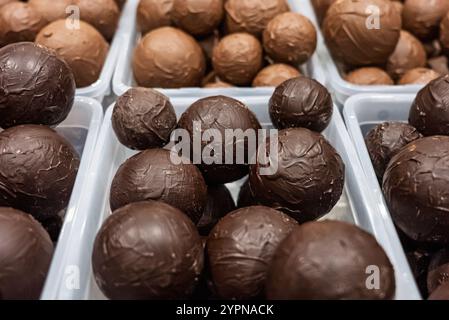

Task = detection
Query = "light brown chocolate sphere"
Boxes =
[252,64,301,87]
[403,0,449,40]
[345,67,394,85]
[137,0,174,35]
[28,0,72,24]
[440,11,449,55]
[398,67,441,84]
[75,0,119,40]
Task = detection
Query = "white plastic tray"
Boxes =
[112,0,326,98]
[45,95,419,300]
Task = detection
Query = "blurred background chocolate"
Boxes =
[399,67,441,84]
[403,0,449,40]
[345,67,394,85]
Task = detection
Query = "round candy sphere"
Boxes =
[403,0,449,40]
[345,67,394,85]
[252,63,301,87]
[137,0,174,34]
[398,68,441,85]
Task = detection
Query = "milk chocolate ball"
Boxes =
[403,0,449,40]
[137,0,173,35]
[311,0,337,24]
[429,282,449,300]
[323,0,401,66]
[427,249,449,294]
[253,63,301,87]
[212,33,263,86]
[36,19,109,88]
[345,67,394,85]
[440,11,449,55]
[133,27,206,88]
[399,67,441,85]
[428,55,449,75]
[0,0,17,7]
[74,0,119,41]
[28,0,72,24]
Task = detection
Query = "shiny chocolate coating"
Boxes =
[252,63,301,87]
[345,67,394,85]
[403,0,449,40]
[137,0,173,34]
[427,249,449,294]
[399,68,441,85]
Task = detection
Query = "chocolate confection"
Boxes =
[391,0,403,15]
[207,206,297,299]
[266,220,396,299]
[429,282,449,300]
[249,128,345,223]
[424,39,443,58]
[0,125,80,222]
[383,136,449,244]
[109,148,207,224]
[403,0,449,40]
[406,249,432,298]
[133,27,206,88]
[323,0,401,66]
[212,33,263,86]
[112,87,177,150]
[252,63,301,87]
[440,11,449,55]
[399,68,441,85]
[365,122,422,179]
[0,0,17,8]
[177,95,261,185]
[427,56,449,75]
[74,0,119,41]
[0,207,53,300]
[28,0,72,24]
[269,76,333,132]
[237,179,258,208]
[137,0,173,35]
[311,0,337,25]
[427,249,449,294]
[345,67,394,85]
[36,19,109,88]
[409,75,449,136]
[263,12,317,65]
[0,42,75,128]
[92,201,204,300]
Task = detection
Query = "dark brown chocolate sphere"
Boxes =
[440,11,449,55]
[383,136,449,244]
[207,206,297,299]
[252,63,301,87]
[269,76,333,132]
[429,282,449,300]
[249,128,345,223]
[403,0,449,40]
[0,207,53,300]
[75,0,120,41]
[427,249,449,294]
[323,0,401,66]
[345,67,394,85]
[177,95,261,185]
[365,122,422,179]
[109,148,207,223]
[112,88,177,150]
[311,0,337,25]
[212,32,263,86]
[398,67,441,85]
[28,0,72,24]
[0,125,80,222]
[266,220,396,299]
[0,42,75,128]
[92,201,204,300]
[263,12,317,65]
[137,0,173,34]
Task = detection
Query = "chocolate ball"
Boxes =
[399,67,441,84]
[403,0,449,40]
[74,0,119,41]
[440,11,449,55]
[323,0,401,66]
[383,136,449,244]
[269,76,333,132]
[177,95,261,185]
[0,207,53,300]
[237,179,258,208]
[409,75,449,136]
[365,122,422,179]
[133,27,206,88]
[212,32,263,86]
[36,19,109,88]
[112,88,177,150]
[137,0,173,35]
[429,282,449,300]
[249,128,345,223]
[263,12,317,65]
[207,206,297,299]
[0,0,17,8]
[0,125,80,222]
[109,148,207,223]
[28,0,72,24]
[311,0,337,25]
[345,67,394,85]
[252,63,301,87]
[266,220,396,299]
[428,55,449,75]
[427,249,449,294]
[0,42,75,128]
[92,201,204,300]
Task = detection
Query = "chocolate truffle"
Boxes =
[112,88,177,150]
[0,207,53,300]
[428,55,449,75]
[0,125,80,222]
[137,0,173,34]
[323,0,401,66]
[266,220,396,300]
[427,249,449,294]
[263,12,317,65]
[36,19,109,88]
[74,0,119,41]
[207,206,297,299]
[345,67,394,85]
[269,76,333,132]
[133,27,206,88]
[249,128,345,223]
[177,96,261,185]
[429,282,449,300]
[403,0,449,40]
[409,75,449,136]
[0,42,75,128]
[252,64,301,87]
[0,2,46,47]
[92,201,204,300]
[212,33,263,86]
[399,68,441,85]
[28,0,72,23]
[109,148,207,223]
[311,0,336,25]
[365,122,422,179]
[196,185,236,236]
[237,179,258,208]
[224,0,289,37]
[440,11,449,55]
[383,136,449,244]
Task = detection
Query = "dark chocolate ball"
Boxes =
[109,148,207,223]
[177,95,261,185]
[383,136,449,244]
[207,206,297,299]
[429,282,449,300]
[0,125,80,222]
[249,128,345,223]
[0,207,53,300]
[266,220,396,300]
[427,249,449,294]
[269,77,333,132]
[92,201,204,300]
[0,42,75,129]
[112,88,177,150]
[345,67,394,85]
[365,122,422,179]
[403,0,449,40]
[137,0,173,34]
